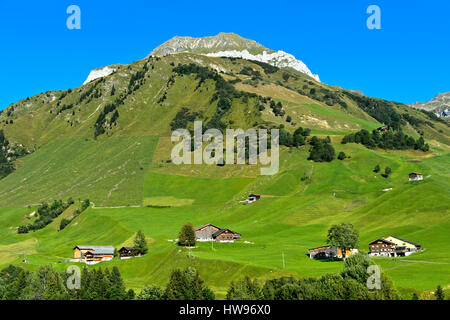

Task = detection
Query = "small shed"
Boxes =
[247,194,261,203]
[409,172,423,182]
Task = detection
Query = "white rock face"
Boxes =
[207,49,320,82]
[83,66,116,85]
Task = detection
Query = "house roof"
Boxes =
[388,235,421,247]
[308,245,333,251]
[74,245,114,255]
[119,246,134,251]
[368,238,395,245]
[194,224,220,231]
[212,229,237,237]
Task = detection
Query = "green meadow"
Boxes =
[1,138,448,298]
[0,53,448,299]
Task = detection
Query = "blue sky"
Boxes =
[0,0,449,110]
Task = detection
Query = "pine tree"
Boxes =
[434,285,445,300]
[132,230,148,256]
[108,266,127,300]
[4,270,28,299]
[42,271,68,300]
[373,164,380,173]
[164,268,214,300]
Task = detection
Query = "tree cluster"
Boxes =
[308,136,335,162]
[59,199,90,231]
[226,253,398,300]
[342,129,429,152]
[18,199,72,233]
[137,267,214,300]
[279,125,310,147]
[0,264,132,300]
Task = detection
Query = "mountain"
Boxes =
[84,33,319,84]
[0,34,449,298]
[150,32,320,81]
[409,92,450,118]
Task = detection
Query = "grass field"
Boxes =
[0,52,448,299]
[0,135,158,207]
[0,139,448,299]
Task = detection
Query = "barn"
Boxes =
[194,224,221,241]
[194,224,241,242]
[308,245,357,259]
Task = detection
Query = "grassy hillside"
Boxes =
[0,51,448,299]
[0,142,448,298]
[0,136,158,206]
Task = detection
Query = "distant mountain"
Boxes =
[409,92,450,118]
[149,32,320,82]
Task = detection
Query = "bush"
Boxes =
[382,167,391,178]
[337,152,346,160]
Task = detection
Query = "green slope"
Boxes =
[0,48,448,299]
[0,136,158,206]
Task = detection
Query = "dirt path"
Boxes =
[398,259,450,265]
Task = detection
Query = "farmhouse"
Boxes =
[73,245,114,264]
[409,172,423,182]
[118,246,134,259]
[369,235,421,257]
[376,126,388,132]
[308,245,358,259]
[368,238,397,257]
[194,224,241,242]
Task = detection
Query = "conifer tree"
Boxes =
[132,230,148,255]
[108,266,127,300]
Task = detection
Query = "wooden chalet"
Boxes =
[369,235,421,257]
[212,229,240,242]
[368,238,397,257]
[118,246,134,259]
[308,245,357,259]
[73,245,114,264]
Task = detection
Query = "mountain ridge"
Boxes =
[84,33,319,84]
[409,92,450,118]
